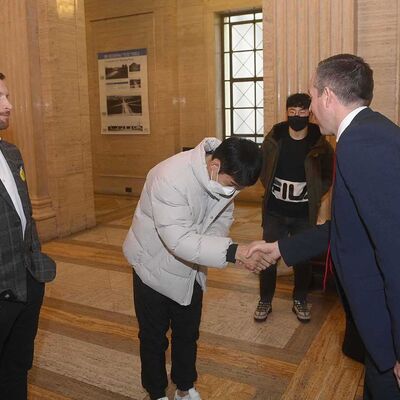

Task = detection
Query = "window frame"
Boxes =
[221,10,263,143]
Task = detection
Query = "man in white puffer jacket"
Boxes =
[123,137,267,400]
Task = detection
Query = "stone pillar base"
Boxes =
[31,196,57,242]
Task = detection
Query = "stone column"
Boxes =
[0,0,57,240]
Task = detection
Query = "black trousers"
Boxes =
[260,213,312,302]
[0,271,45,400]
[133,272,203,400]
[333,273,366,364]
[363,353,400,399]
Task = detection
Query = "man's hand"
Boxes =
[235,243,275,273]
[394,361,400,387]
[246,240,281,263]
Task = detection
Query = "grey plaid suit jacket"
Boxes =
[0,139,56,302]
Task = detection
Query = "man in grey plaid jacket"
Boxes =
[0,73,56,399]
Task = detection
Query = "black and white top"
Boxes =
[268,133,314,218]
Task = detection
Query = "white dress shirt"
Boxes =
[0,148,27,237]
[337,106,368,142]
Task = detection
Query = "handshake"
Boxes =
[235,241,281,273]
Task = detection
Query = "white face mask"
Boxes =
[209,168,236,197]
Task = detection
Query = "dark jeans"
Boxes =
[0,271,45,400]
[363,353,400,399]
[260,212,312,302]
[133,272,203,400]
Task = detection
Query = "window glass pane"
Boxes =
[230,14,254,22]
[255,12,263,20]
[256,50,263,77]
[256,81,263,107]
[232,51,254,78]
[233,109,255,134]
[232,23,254,51]
[255,22,263,49]
[224,16,230,23]
[233,82,254,107]
[225,82,231,108]
[256,108,264,134]
[224,24,230,52]
[225,109,231,136]
[224,53,230,79]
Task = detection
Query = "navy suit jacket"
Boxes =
[280,108,400,372]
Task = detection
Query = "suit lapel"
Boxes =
[331,108,373,260]
[0,141,30,223]
[335,107,373,187]
[331,154,337,214]
[0,142,18,210]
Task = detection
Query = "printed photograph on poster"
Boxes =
[105,64,129,80]
[106,96,142,115]
[130,79,141,89]
[97,48,150,134]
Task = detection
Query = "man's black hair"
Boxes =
[0,73,5,80]
[212,137,262,187]
[286,93,311,110]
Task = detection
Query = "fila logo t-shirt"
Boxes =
[268,132,313,218]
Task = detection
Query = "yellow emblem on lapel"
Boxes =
[19,166,26,181]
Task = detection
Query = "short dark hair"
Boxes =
[212,137,262,187]
[0,73,5,80]
[286,93,311,110]
[315,54,374,106]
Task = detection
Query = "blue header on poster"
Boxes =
[97,48,147,59]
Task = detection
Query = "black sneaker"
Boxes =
[254,300,272,322]
[292,300,311,322]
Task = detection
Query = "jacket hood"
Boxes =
[190,137,222,191]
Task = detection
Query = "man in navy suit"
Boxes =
[249,54,400,399]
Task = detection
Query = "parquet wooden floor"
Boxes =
[28,194,364,399]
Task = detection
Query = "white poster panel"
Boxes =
[97,48,150,134]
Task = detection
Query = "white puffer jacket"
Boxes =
[123,138,238,305]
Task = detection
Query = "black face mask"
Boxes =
[288,116,309,131]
